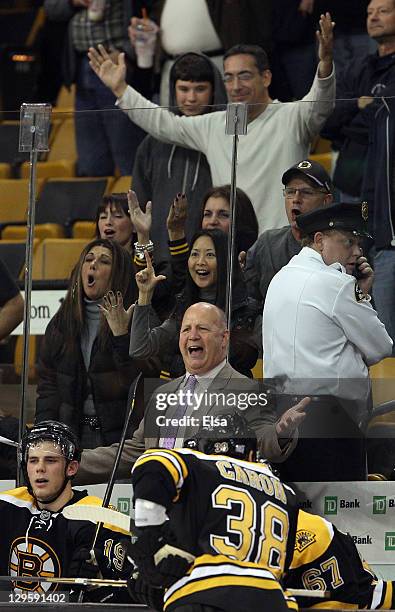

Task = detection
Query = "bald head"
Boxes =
[179,302,229,375]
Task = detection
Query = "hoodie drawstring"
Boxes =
[167,146,201,192]
[167,145,177,179]
[181,157,189,193]
[191,153,202,191]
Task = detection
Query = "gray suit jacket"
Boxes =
[76,363,295,484]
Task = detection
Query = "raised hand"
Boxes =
[99,291,135,336]
[88,44,127,98]
[317,13,335,77]
[128,190,152,243]
[275,397,310,438]
[136,252,166,304]
[128,16,159,46]
[167,193,188,241]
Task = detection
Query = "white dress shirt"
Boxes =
[263,247,392,405]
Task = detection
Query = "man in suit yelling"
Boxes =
[76,302,308,484]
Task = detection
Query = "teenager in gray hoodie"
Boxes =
[131,52,227,262]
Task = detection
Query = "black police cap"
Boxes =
[282,159,333,192]
[295,201,371,238]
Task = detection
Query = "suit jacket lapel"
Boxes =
[145,376,185,443]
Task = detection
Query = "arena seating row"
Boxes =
[0,175,132,240]
[0,238,92,280]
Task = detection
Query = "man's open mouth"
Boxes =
[188,346,203,355]
[291,208,302,223]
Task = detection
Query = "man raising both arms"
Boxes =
[88,14,335,232]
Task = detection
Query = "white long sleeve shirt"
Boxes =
[117,68,335,233]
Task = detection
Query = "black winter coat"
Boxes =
[362,89,395,249]
[322,51,395,195]
[35,318,153,445]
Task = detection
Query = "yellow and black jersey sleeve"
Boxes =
[132,448,189,508]
[169,238,189,258]
[163,554,297,612]
[369,580,395,610]
[285,510,377,609]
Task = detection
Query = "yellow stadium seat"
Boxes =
[0,164,11,178]
[0,178,45,223]
[0,239,39,279]
[311,137,332,154]
[370,358,395,406]
[14,336,37,379]
[310,152,333,174]
[111,175,133,193]
[2,223,65,242]
[55,84,76,113]
[252,358,263,379]
[35,177,110,231]
[72,221,96,239]
[33,238,90,280]
[20,118,77,179]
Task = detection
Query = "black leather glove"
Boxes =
[69,547,109,580]
[127,573,165,610]
[156,554,191,585]
[126,523,191,587]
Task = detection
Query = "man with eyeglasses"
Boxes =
[87,13,335,233]
[263,202,393,482]
[244,159,334,305]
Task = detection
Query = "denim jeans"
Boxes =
[75,56,145,176]
[373,249,395,356]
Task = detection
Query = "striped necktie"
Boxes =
[162,374,198,449]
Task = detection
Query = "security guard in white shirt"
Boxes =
[263,202,393,482]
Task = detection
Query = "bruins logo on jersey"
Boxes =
[295,529,316,553]
[9,536,61,594]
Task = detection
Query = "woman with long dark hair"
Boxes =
[130,229,261,378]
[167,185,258,293]
[35,238,156,449]
[95,191,173,319]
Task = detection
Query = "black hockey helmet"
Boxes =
[20,421,81,501]
[184,412,257,460]
[20,421,81,465]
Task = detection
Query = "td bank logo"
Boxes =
[373,496,387,515]
[324,496,338,515]
[385,532,395,551]
[117,498,131,515]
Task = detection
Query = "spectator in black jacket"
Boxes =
[362,84,395,354]
[322,0,395,201]
[35,238,157,449]
[0,259,24,341]
[43,0,160,176]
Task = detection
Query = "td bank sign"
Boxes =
[324,496,360,515]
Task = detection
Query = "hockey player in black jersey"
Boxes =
[0,420,129,599]
[284,509,395,610]
[127,412,299,612]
